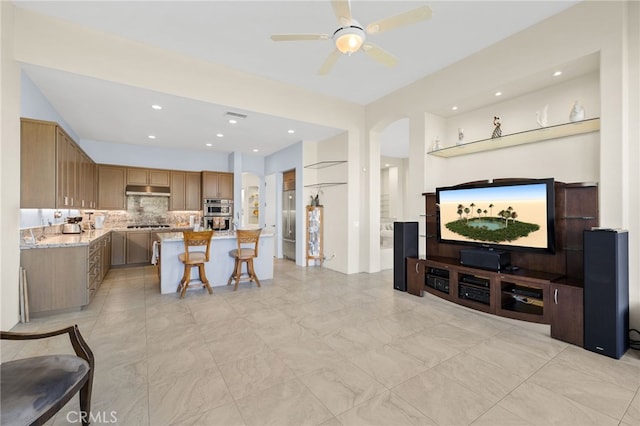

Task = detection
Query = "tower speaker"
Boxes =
[583,229,629,359]
[393,222,418,291]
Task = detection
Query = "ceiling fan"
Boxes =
[271,0,432,75]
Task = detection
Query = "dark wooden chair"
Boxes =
[227,228,263,291]
[1,324,94,426]
[178,230,214,298]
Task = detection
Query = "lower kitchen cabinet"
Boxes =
[111,231,126,266]
[126,231,152,264]
[20,233,111,314]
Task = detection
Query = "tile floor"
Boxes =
[2,260,640,426]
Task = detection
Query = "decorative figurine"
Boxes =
[457,128,464,145]
[491,116,502,139]
[569,100,585,122]
[536,104,549,127]
[432,137,442,151]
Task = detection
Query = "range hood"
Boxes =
[125,185,171,197]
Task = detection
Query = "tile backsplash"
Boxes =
[20,195,201,231]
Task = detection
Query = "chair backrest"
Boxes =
[235,228,262,257]
[182,230,214,262]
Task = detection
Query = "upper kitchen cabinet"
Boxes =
[98,165,126,210]
[202,171,233,199]
[21,118,95,209]
[170,171,202,211]
[126,167,170,186]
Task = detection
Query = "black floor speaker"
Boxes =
[393,222,418,291]
[583,229,629,359]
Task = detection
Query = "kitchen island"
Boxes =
[156,230,274,294]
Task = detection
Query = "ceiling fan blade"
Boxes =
[366,5,432,34]
[271,34,330,41]
[318,49,342,75]
[362,43,398,67]
[331,0,352,26]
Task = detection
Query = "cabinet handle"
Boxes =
[554,288,558,304]
[415,263,419,273]
[64,196,68,206]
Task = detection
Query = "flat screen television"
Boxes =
[436,178,556,254]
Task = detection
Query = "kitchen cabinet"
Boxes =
[170,171,202,211]
[202,171,233,199]
[127,167,170,186]
[111,231,126,266]
[126,230,152,264]
[98,165,126,210]
[78,151,96,209]
[21,118,95,209]
[20,232,111,314]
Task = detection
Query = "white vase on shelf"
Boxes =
[569,101,585,122]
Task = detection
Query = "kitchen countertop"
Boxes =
[20,226,194,249]
[157,229,274,243]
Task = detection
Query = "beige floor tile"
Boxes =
[498,382,619,426]
[350,345,426,388]
[392,368,495,425]
[622,389,640,425]
[244,306,292,328]
[146,322,205,354]
[322,326,386,356]
[147,343,216,384]
[337,390,436,426]
[218,349,296,400]
[171,401,246,426]
[274,337,348,376]
[433,352,525,403]
[300,360,387,416]
[235,378,333,426]
[198,317,255,342]
[387,331,461,368]
[255,320,315,348]
[528,358,637,420]
[206,330,268,363]
[470,405,535,426]
[149,367,233,426]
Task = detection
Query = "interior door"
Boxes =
[264,174,278,255]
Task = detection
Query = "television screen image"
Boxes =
[436,179,555,253]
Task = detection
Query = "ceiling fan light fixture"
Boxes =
[333,25,365,54]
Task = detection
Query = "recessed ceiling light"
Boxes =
[252,149,259,153]
[451,106,458,111]
[216,133,224,138]
[151,104,162,110]
[553,70,563,77]
[495,91,502,97]
[384,163,390,167]
[287,129,295,134]
[205,143,212,147]
[148,135,156,139]
[228,119,237,124]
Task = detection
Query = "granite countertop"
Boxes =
[21,227,272,249]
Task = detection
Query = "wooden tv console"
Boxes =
[406,180,598,347]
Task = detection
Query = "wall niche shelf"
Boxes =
[304,160,347,169]
[429,118,600,158]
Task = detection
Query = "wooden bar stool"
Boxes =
[178,230,214,298]
[227,228,262,291]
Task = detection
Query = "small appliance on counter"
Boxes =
[62,217,83,234]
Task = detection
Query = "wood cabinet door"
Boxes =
[550,283,584,346]
[98,165,126,210]
[126,231,151,264]
[217,173,234,199]
[20,119,57,208]
[185,172,202,210]
[126,168,148,185]
[111,231,126,266]
[407,257,425,297]
[56,128,68,208]
[149,169,170,186]
[202,172,219,199]
[170,171,186,210]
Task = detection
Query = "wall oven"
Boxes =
[204,199,233,231]
[204,199,233,216]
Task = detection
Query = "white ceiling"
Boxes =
[14,0,580,157]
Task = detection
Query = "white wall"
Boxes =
[1,2,22,329]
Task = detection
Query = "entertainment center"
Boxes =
[407,179,598,347]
